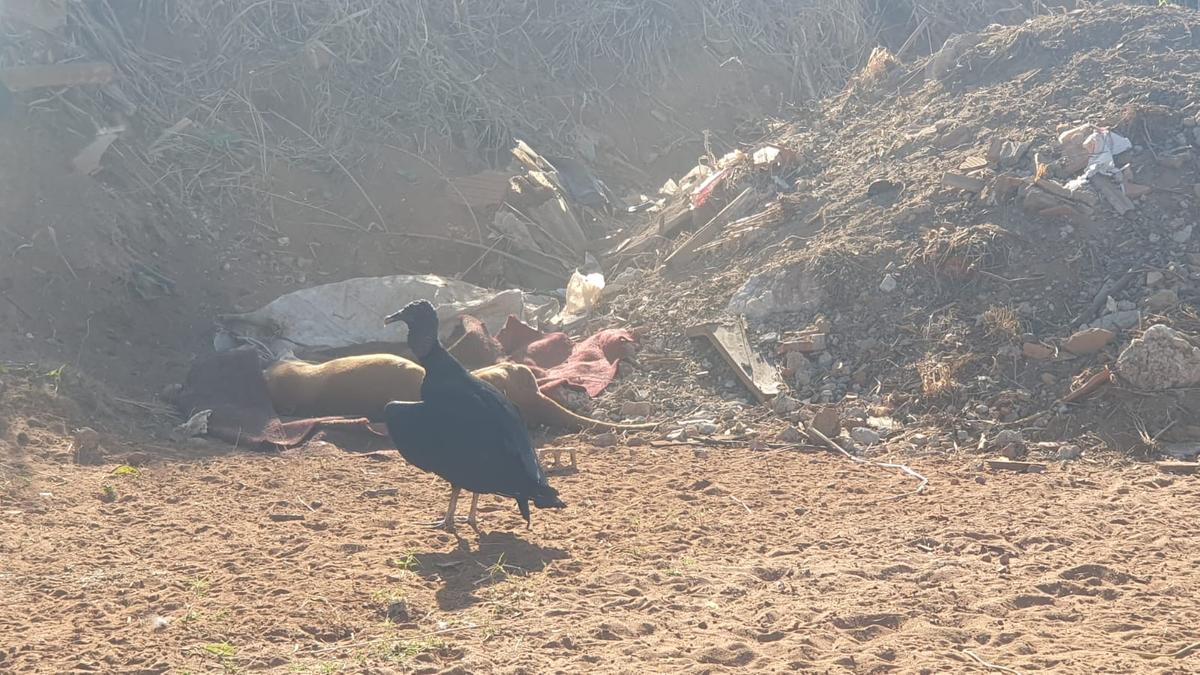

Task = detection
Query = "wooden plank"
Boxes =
[1156,461,1200,476]
[607,193,692,258]
[686,318,781,402]
[986,459,1046,473]
[664,188,758,272]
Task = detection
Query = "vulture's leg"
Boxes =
[424,486,460,532]
[466,492,480,532]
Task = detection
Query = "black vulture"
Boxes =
[382,299,566,532]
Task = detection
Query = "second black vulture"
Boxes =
[382,299,565,532]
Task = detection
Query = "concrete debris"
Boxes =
[619,401,652,419]
[727,265,824,318]
[771,394,801,414]
[776,426,805,444]
[849,427,882,446]
[1145,288,1179,312]
[1063,328,1115,355]
[1089,310,1140,332]
[777,334,827,354]
[591,432,618,448]
[1055,444,1082,461]
[810,407,841,439]
[1116,324,1200,390]
[941,172,987,193]
[982,429,1025,460]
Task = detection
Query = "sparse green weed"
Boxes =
[189,577,211,597]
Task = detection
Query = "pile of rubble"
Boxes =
[574,5,1200,468]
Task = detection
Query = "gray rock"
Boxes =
[1093,310,1141,332]
[620,401,653,419]
[772,394,801,414]
[850,427,882,445]
[879,274,898,293]
[1116,324,1200,390]
[1173,225,1194,243]
[1056,444,1082,461]
[777,426,804,444]
[728,266,824,318]
[592,432,618,447]
[1145,288,1179,312]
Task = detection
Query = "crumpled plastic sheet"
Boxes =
[216,274,554,357]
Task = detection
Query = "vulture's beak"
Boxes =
[383,311,404,326]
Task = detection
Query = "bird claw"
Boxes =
[422,517,459,532]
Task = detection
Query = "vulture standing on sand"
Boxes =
[382,299,566,532]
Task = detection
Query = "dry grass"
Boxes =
[0,0,1045,228]
[909,223,1015,282]
[916,353,972,399]
[981,305,1023,343]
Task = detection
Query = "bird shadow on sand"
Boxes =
[409,531,569,611]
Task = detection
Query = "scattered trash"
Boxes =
[1116,325,1200,391]
[173,409,212,439]
[1064,128,1132,192]
[551,267,605,328]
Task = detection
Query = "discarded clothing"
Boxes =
[495,316,637,397]
[176,348,372,450]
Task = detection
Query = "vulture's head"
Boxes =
[384,299,440,358]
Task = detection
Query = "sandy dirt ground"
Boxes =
[3,439,1198,674]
